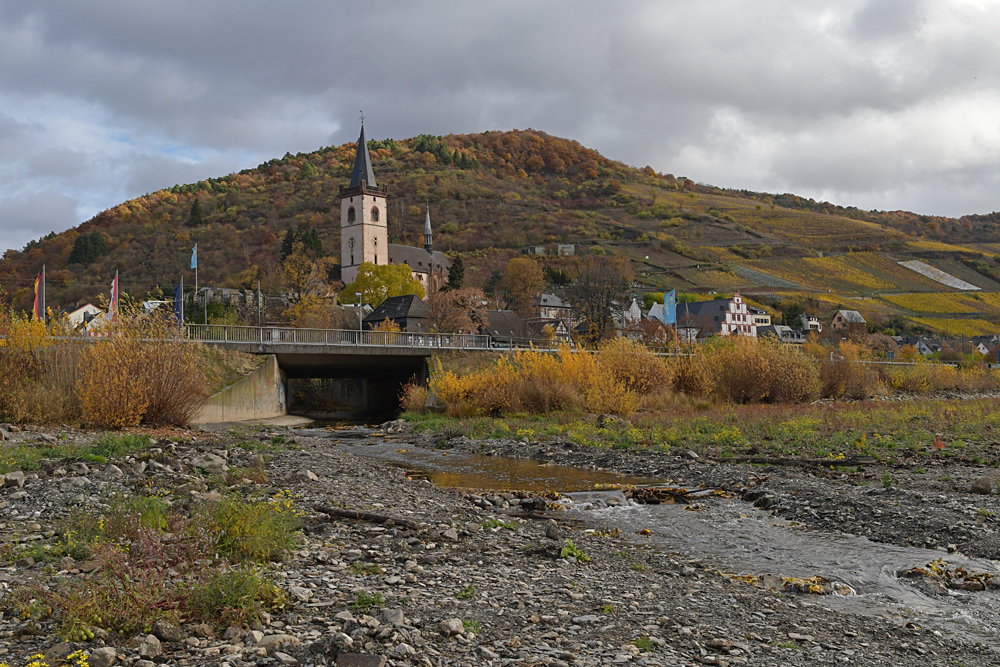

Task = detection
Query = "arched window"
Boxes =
[347,207,356,223]
[371,206,379,222]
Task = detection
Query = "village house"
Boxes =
[66,303,102,328]
[800,313,822,333]
[757,324,806,344]
[362,294,430,332]
[831,309,867,338]
[679,294,757,338]
[747,306,771,328]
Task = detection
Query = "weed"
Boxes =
[882,470,893,489]
[482,518,518,531]
[186,565,286,627]
[602,604,616,614]
[635,636,655,652]
[773,640,799,649]
[560,539,591,563]
[630,563,648,572]
[977,507,995,519]
[456,585,477,600]
[916,468,927,474]
[205,494,301,563]
[352,591,384,613]
[462,619,481,634]
[348,563,384,576]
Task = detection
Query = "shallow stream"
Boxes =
[315,428,1000,644]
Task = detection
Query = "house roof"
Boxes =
[534,293,569,308]
[480,310,527,339]
[835,309,867,323]
[349,123,377,188]
[388,244,450,274]
[747,306,767,315]
[363,294,429,324]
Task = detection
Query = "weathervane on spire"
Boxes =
[359,110,365,125]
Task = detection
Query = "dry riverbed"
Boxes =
[0,421,996,667]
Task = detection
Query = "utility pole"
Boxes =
[257,280,262,327]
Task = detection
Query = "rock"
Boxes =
[45,643,77,661]
[4,471,25,488]
[382,608,406,627]
[38,433,57,443]
[545,524,562,540]
[394,643,415,656]
[189,622,215,638]
[787,632,815,643]
[9,491,27,500]
[15,557,34,568]
[297,469,319,482]
[331,632,354,650]
[336,654,386,667]
[246,630,264,645]
[288,585,312,602]
[101,464,125,479]
[89,647,118,667]
[223,625,243,640]
[971,476,993,494]
[57,556,76,571]
[596,414,624,428]
[190,453,228,474]
[0,427,9,441]
[439,618,464,635]
[139,634,162,659]
[152,619,186,642]
[257,634,301,651]
[274,651,299,665]
[442,528,459,541]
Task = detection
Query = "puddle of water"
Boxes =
[326,438,659,492]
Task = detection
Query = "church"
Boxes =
[339,123,451,293]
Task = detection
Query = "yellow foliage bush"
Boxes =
[707,337,819,404]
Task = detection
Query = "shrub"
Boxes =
[708,337,819,404]
[77,313,208,428]
[185,565,286,627]
[819,341,877,399]
[671,353,714,397]
[598,338,672,395]
[399,381,429,413]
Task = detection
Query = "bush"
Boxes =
[819,341,877,399]
[671,353,714,397]
[708,337,819,404]
[185,565,286,628]
[77,313,208,428]
[399,381,430,413]
[206,494,301,563]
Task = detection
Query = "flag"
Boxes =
[174,277,184,324]
[191,244,197,270]
[109,272,119,323]
[663,289,676,326]
[32,270,43,321]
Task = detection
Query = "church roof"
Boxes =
[388,244,451,274]
[349,123,377,188]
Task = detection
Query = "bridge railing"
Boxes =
[185,324,498,350]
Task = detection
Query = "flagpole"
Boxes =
[180,275,184,324]
[41,265,46,324]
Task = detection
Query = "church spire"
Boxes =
[349,121,377,188]
[424,202,433,253]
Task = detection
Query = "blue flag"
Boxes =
[191,244,197,269]
[663,289,676,325]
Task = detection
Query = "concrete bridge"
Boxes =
[185,324,556,421]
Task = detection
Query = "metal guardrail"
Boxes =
[184,324,564,352]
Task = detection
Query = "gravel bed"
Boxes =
[0,422,994,667]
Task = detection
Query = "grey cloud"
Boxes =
[0,190,79,252]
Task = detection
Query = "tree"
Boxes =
[339,262,425,308]
[425,287,488,333]
[567,255,634,343]
[498,257,544,316]
[187,199,204,227]
[446,256,465,290]
[68,231,109,265]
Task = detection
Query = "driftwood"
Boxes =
[623,486,726,504]
[313,505,421,531]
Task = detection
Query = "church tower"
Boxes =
[423,202,433,253]
[340,122,388,284]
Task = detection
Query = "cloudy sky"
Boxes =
[2,0,1000,253]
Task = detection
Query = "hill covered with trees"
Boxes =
[4,128,1000,335]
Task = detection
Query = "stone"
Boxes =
[246,630,264,645]
[288,585,313,602]
[442,528,459,541]
[545,524,562,540]
[382,608,406,627]
[788,632,815,643]
[89,647,118,667]
[45,643,76,661]
[101,464,125,479]
[336,654,387,667]
[139,634,162,659]
[190,453,228,474]
[9,491,27,500]
[257,634,301,651]
[4,471,25,488]
[57,556,76,571]
[298,469,319,482]
[274,651,299,665]
[189,622,215,638]
[152,619,186,642]
[223,625,243,640]
[331,632,354,649]
[971,476,993,494]
[0,427,9,441]
[394,643,415,656]
[439,618,464,635]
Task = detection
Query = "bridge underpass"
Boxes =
[185,325,494,419]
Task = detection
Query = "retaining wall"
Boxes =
[191,354,286,424]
